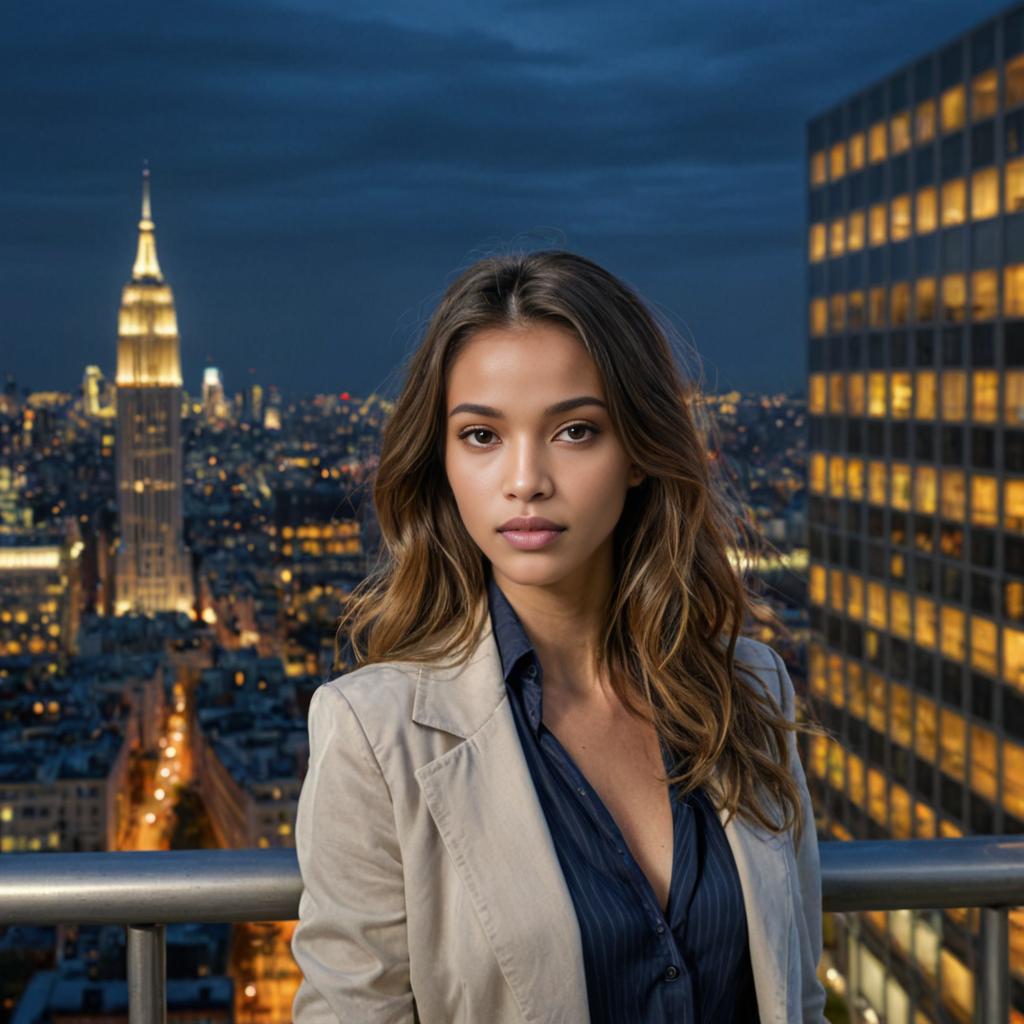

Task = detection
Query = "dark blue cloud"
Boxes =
[0,0,1011,397]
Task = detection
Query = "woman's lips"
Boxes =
[499,529,565,550]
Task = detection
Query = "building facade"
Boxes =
[806,6,1024,1022]
[114,169,194,616]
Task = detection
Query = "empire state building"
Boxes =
[114,168,194,616]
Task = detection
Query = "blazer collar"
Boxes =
[412,613,792,1024]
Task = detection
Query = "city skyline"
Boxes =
[2,0,1014,399]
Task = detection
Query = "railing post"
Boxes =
[127,923,166,1024]
[980,907,1009,1024]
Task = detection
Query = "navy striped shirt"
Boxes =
[488,575,759,1023]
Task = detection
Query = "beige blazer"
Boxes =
[291,619,827,1023]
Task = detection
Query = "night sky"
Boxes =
[2,1,1011,399]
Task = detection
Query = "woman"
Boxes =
[291,250,827,1023]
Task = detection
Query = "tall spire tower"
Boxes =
[114,166,194,616]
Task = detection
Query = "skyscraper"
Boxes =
[806,6,1024,1021]
[114,167,194,616]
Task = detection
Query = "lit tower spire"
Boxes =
[132,162,163,282]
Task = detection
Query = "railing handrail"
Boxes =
[0,836,1022,925]
[1,838,1020,1022]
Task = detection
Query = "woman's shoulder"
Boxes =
[313,659,422,727]
[729,635,791,709]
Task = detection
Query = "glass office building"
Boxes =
[806,6,1024,1022]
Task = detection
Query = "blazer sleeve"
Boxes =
[291,681,417,1024]
[768,646,829,1023]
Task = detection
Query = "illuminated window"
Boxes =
[971,167,999,220]
[889,110,911,154]
[971,69,998,121]
[940,85,965,133]
[869,286,886,327]
[914,466,937,514]
[915,595,937,648]
[1006,627,1024,692]
[941,274,966,322]
[889,592,910,641]
[917,370,937,417]
[826,650,844,700]
[827,458,843,501]
[809,563,826,603]
[940,469,966,519]
[915,278,936,322]
[941,606,966,662]
[890,786,912,839]
[970,475,998,528]
[868,120,888,162]
[892,463,911,510]
[940,709,966,781]
[885,283,907,327]
[829,217,845,258]
[829,294,846,333]
[848,373,865,415]
[971,616,999,676]
[869,202,888,245]
[809,298,827,337]
[971,725,997,801]
[891,371,912,417]
[915,98,936,143]
[848,290,865,329]
[916,800,936,838]
[941,370,967,421]
[1007,741,1024,821]
[971,270,998,320]
[848,132,866,172]
[1006,265,1024,318]
[846,458,865,501]
[809,151,826,186]
[809,452,826,493]
[827,373,845,414]
[889,194,911,241]
[867,371,887,416]
[916,695,937,760]
[1007,371,1024,425]
[829,141,846,180]
[1007,158,1024,214]
[890,683,912,747]
[915,186,937,235]
[808,223,826,262]
[1008,54,1024,108]
[941,179,966,226]
[867,581,887,629]
[972,369,999,422]
[847,577,864,622]
[847,210,865,251]
[1007,480,1024,533]
[868,461,887,505]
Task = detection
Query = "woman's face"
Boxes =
[444,320,644,593]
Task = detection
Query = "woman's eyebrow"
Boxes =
[448,396,607,418]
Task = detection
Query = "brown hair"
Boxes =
[338,249,823,844]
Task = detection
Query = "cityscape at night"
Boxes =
[6,1,1024,1022]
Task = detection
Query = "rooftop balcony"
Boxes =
[0,837,1022,1022]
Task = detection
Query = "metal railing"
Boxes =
[0,837,1022,1022]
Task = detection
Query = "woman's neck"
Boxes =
[491,551,614,701]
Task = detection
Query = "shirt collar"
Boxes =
[486,572,544,735]
[486,571,535,681]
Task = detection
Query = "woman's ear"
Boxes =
[628,464,646,487]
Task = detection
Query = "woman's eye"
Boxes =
[460,428,497,447]
[559,423,598,442]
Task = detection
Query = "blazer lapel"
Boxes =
[413,615,792,1024]
[413,616,589,1023]
[713,772,793,1024]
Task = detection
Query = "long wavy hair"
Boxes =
[338,249,822,845]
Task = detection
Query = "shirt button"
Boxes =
[577,787,586,796]
[664,965,679,981]
[656,925,665,935]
